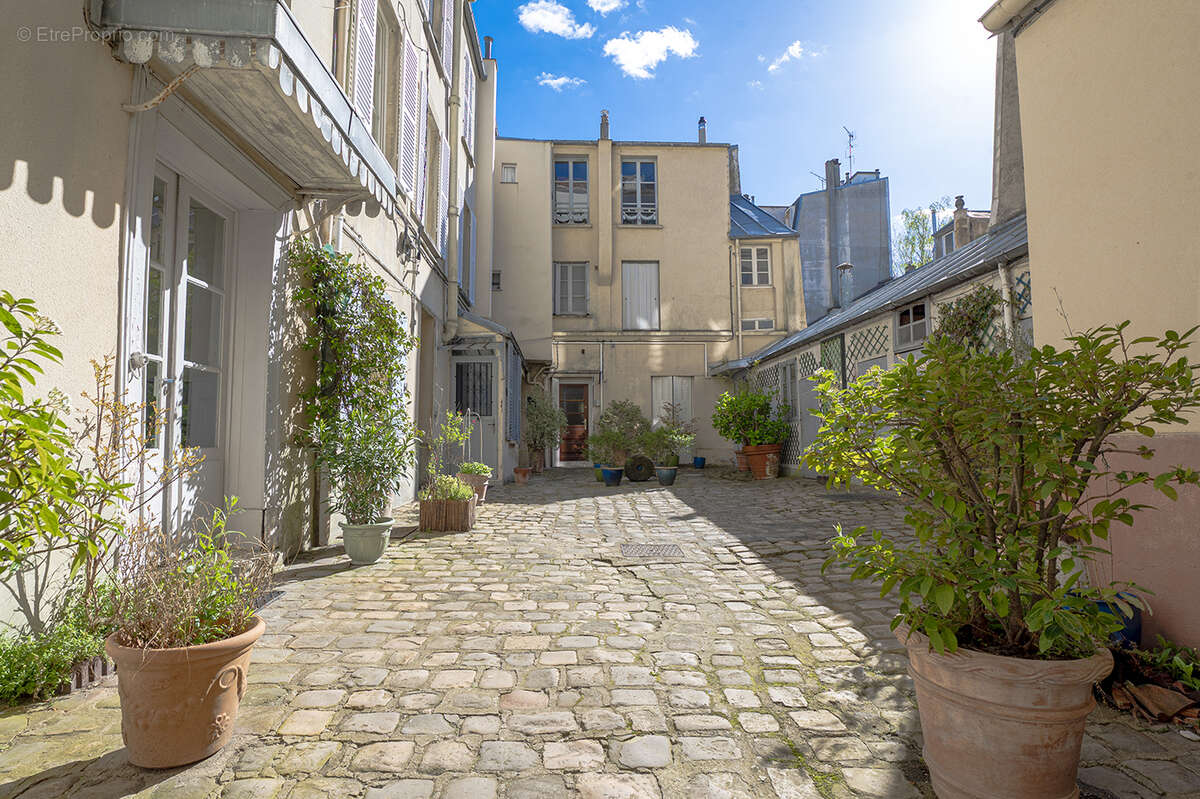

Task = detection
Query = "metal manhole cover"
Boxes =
[620,543,683,558]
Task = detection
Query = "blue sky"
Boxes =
[473,0,999,223]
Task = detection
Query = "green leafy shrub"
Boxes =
[1136,636,1200,691]
[418,475,475,502]
[806,324,1200,659]
[637,428,674,464]
[457,461,492,476]
[291,241,417,525]
[0,620,105,704]
[588,400,649,466]
[525,387,568,454]
[712,389,790,446]
[658,401,697,458]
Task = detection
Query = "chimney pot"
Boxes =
[600,109,610,140]
[698,115,707,144]
[484,36,493,59]
[954,195,965,210]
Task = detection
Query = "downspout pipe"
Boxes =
[444,0,467,339]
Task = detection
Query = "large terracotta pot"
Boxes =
[341,518,394,565]
[456,472,489,504]
[898,626,1112,799]
[513,467,531,484]
[734,448,749,471]
[107,617,265,768]
[743,443,782,479]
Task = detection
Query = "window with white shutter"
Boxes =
[441,0,454,77]
[622,262,660,330]
[415,80,429,221]
[463,57,476,154]
[399,37,421,195]
[352,0,377,128]
[438,134,450,256]
[553,263,588,315]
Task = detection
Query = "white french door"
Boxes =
[144,163,230,533]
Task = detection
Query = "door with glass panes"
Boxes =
[144,164,229,533]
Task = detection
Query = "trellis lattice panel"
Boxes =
[1013,270,1032,318]
[796,350,819,378]
[820,336,845,386]
[847,324,889,366]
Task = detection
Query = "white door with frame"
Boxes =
[142,163,230,534]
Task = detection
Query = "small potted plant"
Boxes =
[587,430,627,486]
[419,411,479,531]
[456,461,492,503]
[712,388,790,479]
[525,387,568,472]
[105,501,272,768]
[638,428,679,486]
[657,401,697,468]
[513,465,532,484]
[805,323,1200,799]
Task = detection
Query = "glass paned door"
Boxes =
[143,165,230,532]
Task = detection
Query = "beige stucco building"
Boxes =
[983,0,1200,646]
[490,116,803,464]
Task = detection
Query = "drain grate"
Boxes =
[620,543,684,558]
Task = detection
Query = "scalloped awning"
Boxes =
[95,0,396,216]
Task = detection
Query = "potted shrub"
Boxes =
[712,388,790,479]
[587,430,627,486]
[292,241,417,564]
[805,323,1200,799]
[525,387,568,472]
[657,401,698,468]
[105,502,272,768]
[638,428,679,486]
[456,461,492,503]
[419,411,478,531]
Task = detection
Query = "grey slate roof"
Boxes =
[730,194,796,238]
[716,213,1029,373]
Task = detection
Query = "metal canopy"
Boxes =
[94,0,397,216]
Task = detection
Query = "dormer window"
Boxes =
[896,301,928,349]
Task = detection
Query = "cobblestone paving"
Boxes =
[2,469,1199,798]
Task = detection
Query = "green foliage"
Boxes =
[893,196,952,272]
[637,428,674,464]
[806,323,1200,659]
[422,410,473,484]
[418,475,475,501]
[457,461,492,477]
[109,498,272,649]
[291,240,417,525]
[525,387,568,452]
[933,285,1006,351]
[712,389,791,446]
[588,400,650,466]
[1136,636,1200,691]
[658,401,697,456]
[0,291,86,576]
[585,430,628,467]
[0,618,105,704]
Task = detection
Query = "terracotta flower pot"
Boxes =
[734,448,749,471]
[514,467,531,484]
[106,617,265,768]
[456,472,490,504]
[743,443,782,479]
[898,626,1112,799]
[340,518,393,565]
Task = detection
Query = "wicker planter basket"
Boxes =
[419,495,477,531]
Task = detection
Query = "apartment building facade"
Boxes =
[490,116,803,464]
[0,0,510,578]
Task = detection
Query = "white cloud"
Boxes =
[587,0,626,14]
[767,40,815,73]
[747,79,764,90]
[603,26,698,79]
[517,1,595,39]
[537,72,588,91]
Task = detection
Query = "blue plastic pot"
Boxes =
[593,462,603,482]
[692,456,706,469]
[1095,593,1143,647]
[601,466,624,487]
[656,466,678,486]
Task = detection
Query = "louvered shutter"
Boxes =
[415,75,429,221]
[438,135,450,256]
[463,57,476,152]
[441,0,454,77]
[622,262,660,330]
[469,207,478,302]
[352,0,377,128]
[399,38,421,195]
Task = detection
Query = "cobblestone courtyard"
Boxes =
[1,469,1197,798]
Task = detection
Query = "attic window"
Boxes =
[896,302,927,349]
[501,163,517,184]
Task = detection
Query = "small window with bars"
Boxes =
[741,318,775,331]
[740,246,770,285]
[455,361,494,416]
[553,159,588,224]
[492,270,502,291]
[896,302,928,349]
[554,262,588,315]
[501,163,517,184]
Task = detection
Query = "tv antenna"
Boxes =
[809,171,826,189]
[843,126,856,176]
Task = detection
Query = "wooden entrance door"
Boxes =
[559,384,589,461]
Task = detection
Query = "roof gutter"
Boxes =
[980,0,1038,32]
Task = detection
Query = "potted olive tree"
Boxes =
[292,240,417,565]
[586,430,627,486]
[106,501,272,768]
[525,387,567,472]
[638,428,680,486]
[588,400,650,486]
[712,388,790,479]
[806,322,1200,799]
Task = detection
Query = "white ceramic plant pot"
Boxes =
[340,518,394,565]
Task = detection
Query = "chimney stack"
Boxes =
[600,109,610,140]
[824,158,841,190]
[698,116,707,144]
[483,35,493,59]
